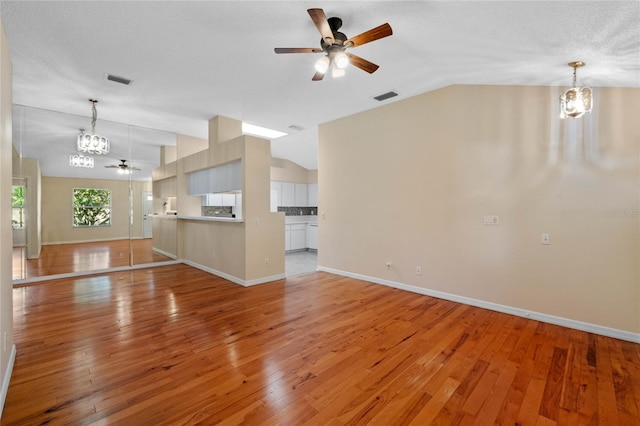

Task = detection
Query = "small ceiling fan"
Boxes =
[274,8,392,81]
[105,159,141,175]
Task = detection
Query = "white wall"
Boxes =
[318,85,639,338]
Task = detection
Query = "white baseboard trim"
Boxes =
[12,260,182,285]
[182,260,285,287]
[42,237,131,246]
[0,344,16,419]
[318,266,640,344]
[151,247,178,259]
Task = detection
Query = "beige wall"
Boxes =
[271,157,317,183]
[41,176,148,244]
[0,19,12,412]
[178,116,284,283]
[319,85,639,335]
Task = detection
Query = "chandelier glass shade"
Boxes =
[559,61,592,119]
[77,99,110,154]
[68,154,94,168]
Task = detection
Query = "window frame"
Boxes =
[72,187,112,228]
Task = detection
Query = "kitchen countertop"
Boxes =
[177,215,244,223]
[285,215,318,224]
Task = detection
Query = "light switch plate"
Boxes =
[483,215,499,225]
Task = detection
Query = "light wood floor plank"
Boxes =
[2,264,639,425]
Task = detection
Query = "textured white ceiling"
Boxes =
[1,1,639,177]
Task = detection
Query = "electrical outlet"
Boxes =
[264,259,269,266]
[541,233,550,245]
[385,260,392,270]
[416,266,422,275]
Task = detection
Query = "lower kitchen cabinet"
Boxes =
[285,223,307,251]
[290,224,306,250]
[306,223,318,249]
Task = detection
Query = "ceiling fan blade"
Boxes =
[346,53,379,74]
[345,23,392,48]
[312,71,325,81]
[104,165,118,169]
[308,8,335,44]
[275,47,323,54]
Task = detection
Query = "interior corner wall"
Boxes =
[270,158,312,183]
[318,85,640,335]
[0,19,13,414]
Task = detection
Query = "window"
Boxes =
[73,188,111,227]
[12,185,25,230]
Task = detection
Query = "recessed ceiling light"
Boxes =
[288,125,304,131]
[242,122,287,139]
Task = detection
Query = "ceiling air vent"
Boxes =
[373,91,398,102]
[288,125,304,131]
[105,73,133,86]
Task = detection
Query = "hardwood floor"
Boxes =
[12,239,173,280]
[3,264,639,425]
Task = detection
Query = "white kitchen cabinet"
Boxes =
[222,193,236,206]
[307,183,318,207]
[306,223,318,249]
[290,223,306,250]
[203,193,222,206]
[295,183,308,207]
[203,193,237,206]
[270,181,282,207]
[282,182,295,206]
[284,224,291,251]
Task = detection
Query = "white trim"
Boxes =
[13,260,182,285]
[151,247,178,259]
[182,260,285,287]
[318,266,640,344]
[42,237,129,246]
[0,344,16,418]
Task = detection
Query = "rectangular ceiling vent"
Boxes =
[105,74,133,86]
[373,91,398,102]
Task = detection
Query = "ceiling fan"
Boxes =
[105,159,141,175]
[274,8,392,81]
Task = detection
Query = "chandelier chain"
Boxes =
[91,101,97,134]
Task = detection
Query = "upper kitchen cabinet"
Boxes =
[282,182,295,206]
[271,181,318,207]
[308,183,318,207]
[295,184,307,207]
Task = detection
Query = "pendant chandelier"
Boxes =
[559,61,592,119]
[77,99,110,155]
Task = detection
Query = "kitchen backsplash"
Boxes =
[278,206,317,216]
[202,206,233,217]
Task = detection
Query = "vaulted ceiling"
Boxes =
[1,1,638,178]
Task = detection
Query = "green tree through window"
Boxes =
[73,188,111,227]
[12,185,25,230]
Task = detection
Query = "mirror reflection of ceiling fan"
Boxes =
[105,159,141,175]
[274,8,393,80]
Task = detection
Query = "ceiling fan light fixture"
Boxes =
[559,61,592,119]
[334,51,349,69]
[331,63,346,78]
[315,55,330,74]
[77,100,110,155]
